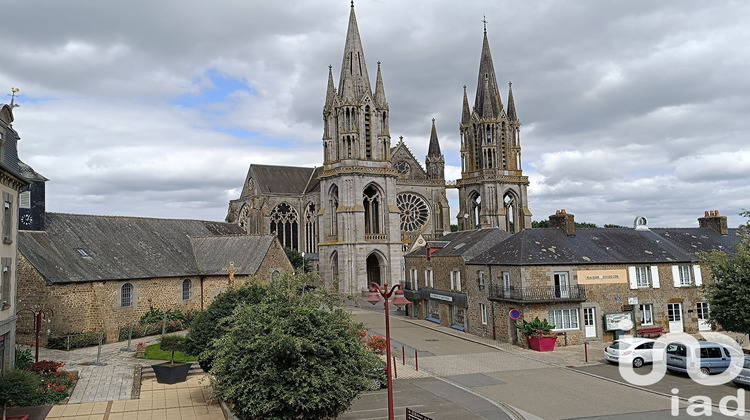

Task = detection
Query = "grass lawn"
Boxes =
[137,343,198,362]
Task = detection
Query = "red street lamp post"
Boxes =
[17,306,54,363]
[365,282,411,420]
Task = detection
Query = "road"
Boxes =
[343,309,750,419]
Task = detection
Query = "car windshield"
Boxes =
[666,343,686,356]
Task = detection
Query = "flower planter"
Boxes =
[527,335,557,352]
[151,362,192,384]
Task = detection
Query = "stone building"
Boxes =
[405,209,742,347]
[225,4,450,294]
[0,102,29,370]
[17,212,292,344]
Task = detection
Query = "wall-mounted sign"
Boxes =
[577,269,628,285]
[509,309,521,319]
[628,297,639,305]
[604,312,634,331]
[430,293,453,302]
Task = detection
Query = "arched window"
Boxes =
[271,270,281,285]
[182,279,191,300]
[270,203,299,250]
[121,283,133,307]
[397,193,429,232]
[469,192,481,229]
[363,185,381,234]
[504,192,516,233]
[329,185,339,237]
[305,202,317,253]
[330,251,339,290]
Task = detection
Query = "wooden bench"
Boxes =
[637,326,665,338]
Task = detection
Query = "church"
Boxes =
[225,3,531,294]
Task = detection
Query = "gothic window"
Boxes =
[329,186,339,237]
[363,185,381,234]
[469,192,481,229]
[365,106,371,159]
[238,204,250,232]
[304,202,317,253]
[395,161,410,175]
[182,279,191,300]
[397,193,429,232]
[504,192,516,233]
[121,283,133,307]
[270,203,299,250]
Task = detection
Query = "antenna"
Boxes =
[9,87,20,108]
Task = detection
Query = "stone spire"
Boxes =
[474,29,503,118]
[373,61,388,109]
[461,85,471,125]
[427,118,441,157]
[426,118,445,180]
[507,82,518,122]
[338,2,372,103]
[324,65,336,112]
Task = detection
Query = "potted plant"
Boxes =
[151,335,192,384]
[135,342,146,357]
[516,317,558,351]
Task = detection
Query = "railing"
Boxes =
[364,234,387,241]
[489,284,586,303]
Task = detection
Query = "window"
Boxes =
[121,283,133,307]
[480,303,487,325]
[629,266,660,289]
[548,308,579,330]
[1,258,10,309]
[425,269,433,288]
[2,193,13,244]
[672,265,702,287]
[502,272,510,298]
[363,185,381,234]
[270,203,299,250]
[450,270,461,291]
[478,271,485,291]
[697,302,709,320]
[271,270,281,285]
[455,271,461,291]
[635,266,650,287]
[640,303,654,326]
[409,268,418,290]
[182,279,191,300]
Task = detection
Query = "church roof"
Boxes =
[468,227,743,266]
[19,212,247,284]
[249,164,320,195]
[190,235,275,276]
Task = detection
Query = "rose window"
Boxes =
[397,193,429,232]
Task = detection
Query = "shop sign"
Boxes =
[577,269,627,284]
[430,293,453,302]
[604,312,634,331]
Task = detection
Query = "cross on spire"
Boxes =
[482,15,488,33]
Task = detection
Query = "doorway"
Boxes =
[583,307,597,338]
[366,254,382,286]
[667,303,684,333]
[554,272,569,298]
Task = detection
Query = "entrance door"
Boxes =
[583,307,597,338]
[667,303,684,333]
[697,302,711,331]
[366,254,381,285]
[554,272,569,298]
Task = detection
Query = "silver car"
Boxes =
[731,355,750,387]
[605,337,664,368]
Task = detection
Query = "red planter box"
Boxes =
[527,335,557,351]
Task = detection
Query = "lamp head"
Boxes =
[365,287,381,305]
[390,287,411,310]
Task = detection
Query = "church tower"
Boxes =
[457,24,531,232]
[318,3,402,293]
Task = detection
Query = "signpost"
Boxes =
[406,408,434,420]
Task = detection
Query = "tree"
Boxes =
[284,247,311,272]
[206,272,379,420]
[0,370,38,420]
[159,334,186,365]
[701,230,750,341]
[740,209,750,228]
[450,224,458,232]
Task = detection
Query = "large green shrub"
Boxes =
[47,331,103,350]
[158,335,186,364]
[0,369,38,419]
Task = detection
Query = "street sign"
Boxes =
[508,309,521,319]
[407,408,434,420]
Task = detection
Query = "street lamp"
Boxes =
[17,306,54,363]
[365,282,411,420]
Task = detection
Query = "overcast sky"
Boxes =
[2,0,749,229]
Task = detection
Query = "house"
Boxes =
[17,212,292,344]
[0,103,30,370]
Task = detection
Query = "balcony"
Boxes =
[364,234,387,242]
[489,284,586,303]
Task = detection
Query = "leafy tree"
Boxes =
[284,247,311,272]
[450,224,458,232]
[159,335,186,365]
[0,370,38,420]
[184,282,268,371]
[206,272,379,420]
[603,224,628,229]
[740,209,750,228]
[532,220,549,228]
[701,230,750,341]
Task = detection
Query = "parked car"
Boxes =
[665,341,739,376]
[730,355,750,387]
[366,359,388,390]
[605,337,664,368]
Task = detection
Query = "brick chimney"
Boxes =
[549,209,576,236]
[698,210,728,235]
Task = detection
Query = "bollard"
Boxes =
[414,349,419,371]
[162,314,167,336]
[392,355,397,379]
[92,332,107,366]
[584,341,588,362]
[121,323,135,352]
[66,334,71,351]
[402,346,405,366]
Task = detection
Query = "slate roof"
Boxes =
[469,227,743,266]
[190,235,274,275]
[250,164,321,195]
[19,213,249,284]
[406,228,513,260]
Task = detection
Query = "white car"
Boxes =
[605,337,665,368]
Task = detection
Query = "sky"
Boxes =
[2,0,749,229]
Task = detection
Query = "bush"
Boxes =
[47,331,103,350]
[0,369,38,416]
[21,360,76,406]
[15,346,32,370]
[366,335,387,354]
[159,335,186,364]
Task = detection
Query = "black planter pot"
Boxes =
[151,362,192,384]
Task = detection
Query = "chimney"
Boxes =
[549,209,576,236]
[698,209,728,235]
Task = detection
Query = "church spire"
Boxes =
[428,118,441,157]
[426,118,445,181]
[338,2,372,103]
[507,82,518,122]
[373,61,388,109]
[474,28,503,118]
[461,85,471,124]
[324,65,336,112]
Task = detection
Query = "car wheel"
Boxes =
[369,378,381,391]
[700,367,710,377]
[632,357,644,368]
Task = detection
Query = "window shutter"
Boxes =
[651,266,660,288]
[450,271,454,290]
[628,266,637,289]
[693,265,703,286]
[1,257,11,308]
[671,265,680,287]
[1,193,11,244]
